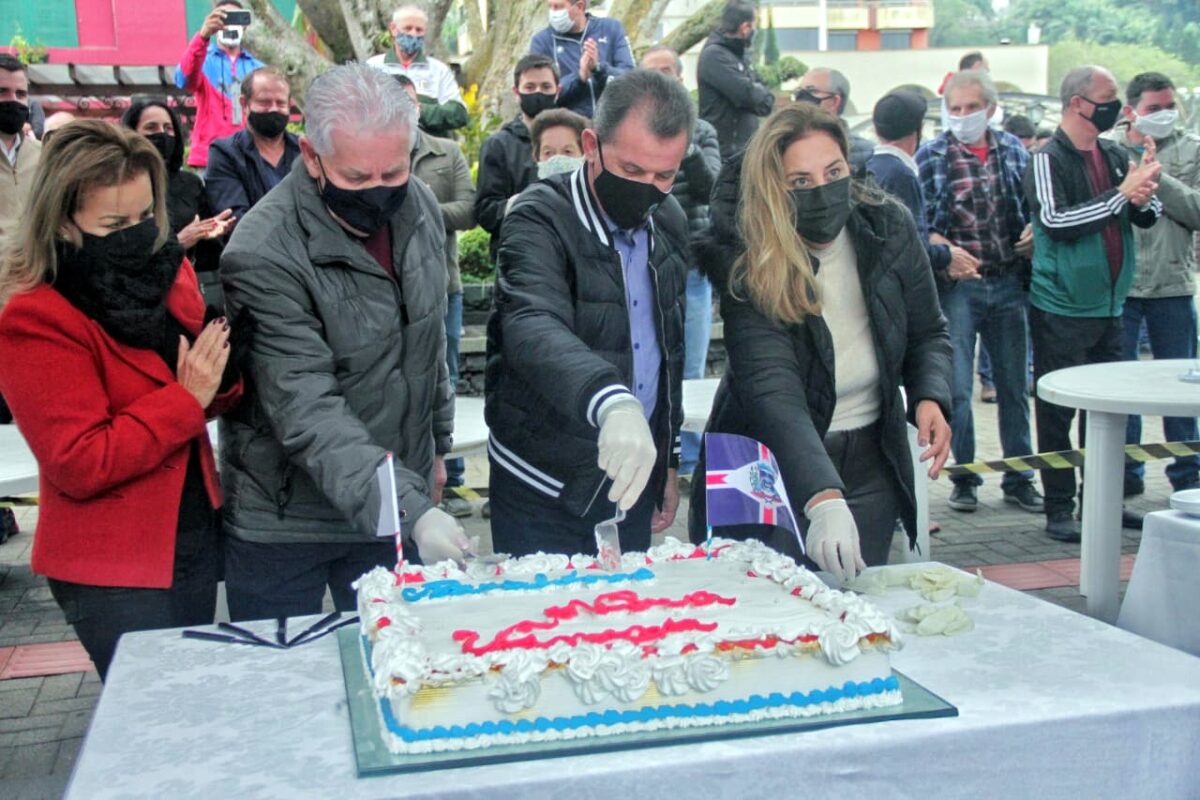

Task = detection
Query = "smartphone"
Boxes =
[223,9,252,26]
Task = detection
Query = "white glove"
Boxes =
[805,498,866,583]
[596,397,657,511]
[412,507,470,567]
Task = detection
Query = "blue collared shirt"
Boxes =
[600,211,661,420]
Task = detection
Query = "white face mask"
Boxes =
[219,25,244,47]
[549,8,574,34]
[947,108,989,145]
[1133,109,1179,140]
[537,154,584,179]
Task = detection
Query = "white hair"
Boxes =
[944,69,998,108]
[304,62,419,156]
[391,5,427,25]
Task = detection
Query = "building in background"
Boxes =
[0,0,297,65]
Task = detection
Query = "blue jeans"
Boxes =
[679,268,712,475]
[941,273,1034,491]
[1122,295,1199,488]
[445,292,464,488]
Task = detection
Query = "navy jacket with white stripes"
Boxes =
[484,168,687,517]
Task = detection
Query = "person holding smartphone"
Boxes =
[174,0,264,172]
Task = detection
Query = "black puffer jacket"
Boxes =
[671,117,722,237]
[474,115,536,264]
[698,32,775,159]
[485,169,688,516]
[691,161,952,547]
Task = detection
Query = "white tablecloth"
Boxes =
[1117,509,1200,656]
[66,564,1200,799]
[0,424,38,496]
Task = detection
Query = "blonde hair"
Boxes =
[0,119,169,305]
[734,105,852,325]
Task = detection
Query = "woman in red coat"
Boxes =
[0,120,242,680]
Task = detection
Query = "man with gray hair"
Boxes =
[366,4,467,138]
[1023,64,1162,541]
[485,69,691,556]
[917,69,1042,518]
[219,62,467,621]
[794,67,873,174]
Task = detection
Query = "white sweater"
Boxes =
[809,231,881,432]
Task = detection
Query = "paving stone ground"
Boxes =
[0,390,1179,798]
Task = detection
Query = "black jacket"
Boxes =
[698,32,774,159]
[204,129,301,221]
[485,169,688,517]
[474,116,537,263]
[847,131,875,179]
[166,169,220,273]
[671,117,722,237]
[694,165,952,548]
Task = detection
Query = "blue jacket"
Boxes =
[530,15,633,118]
[204,129,301,220]
[866,148,951,282]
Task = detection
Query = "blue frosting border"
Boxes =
[370,632,901,746]
[400,567,656,602]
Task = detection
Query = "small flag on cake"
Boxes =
[375,453,403,568]
[704,433,803,552]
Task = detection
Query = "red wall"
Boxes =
[45,0,192,66]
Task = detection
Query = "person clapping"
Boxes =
[0,121,243,679]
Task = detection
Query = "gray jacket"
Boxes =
[219,160,453,544]
[411,132,475,294]
[1111,123,1200,299]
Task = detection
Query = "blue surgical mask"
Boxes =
[395,32,424,56]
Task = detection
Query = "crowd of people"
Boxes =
[0,0,1194,680]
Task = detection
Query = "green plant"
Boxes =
[763,8,779,67]
[458,83,501,176]
[9,28,48,65]
[760,56,806,91]
[458,226,493,282]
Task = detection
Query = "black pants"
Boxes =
[1029,307,1124,517]
[223,538,400,623]
[48,514,221,682]
[489,459,656,557]
[688,422,903,569]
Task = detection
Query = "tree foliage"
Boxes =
[1047,38,1200,97]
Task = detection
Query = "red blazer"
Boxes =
[0,260,242,588]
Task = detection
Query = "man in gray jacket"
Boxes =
[1110,71,1200,495]
[220,63,468,622]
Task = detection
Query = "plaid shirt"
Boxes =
[916,128,1030,275]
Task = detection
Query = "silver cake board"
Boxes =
[339,627,957,777]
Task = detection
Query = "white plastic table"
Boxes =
[0,424,37,496]
[64,564,1200,799]
[448,396,487,458]
[1038,359,1200,622]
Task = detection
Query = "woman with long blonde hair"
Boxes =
[689,103,953,581]
[0,120,242,680]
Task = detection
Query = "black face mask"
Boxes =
[249,110,289,139]
[0,100,29,136]
[591,141,669,230]
[54,217,183,351]
[144,132,176,166]
[1080,96,1122,134]
[519,91,557,120]
[317,157,408,237]
[791,177,853,245]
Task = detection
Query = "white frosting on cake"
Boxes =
[355,537,903,753]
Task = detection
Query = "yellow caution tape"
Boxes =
[944,440,1200,476]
